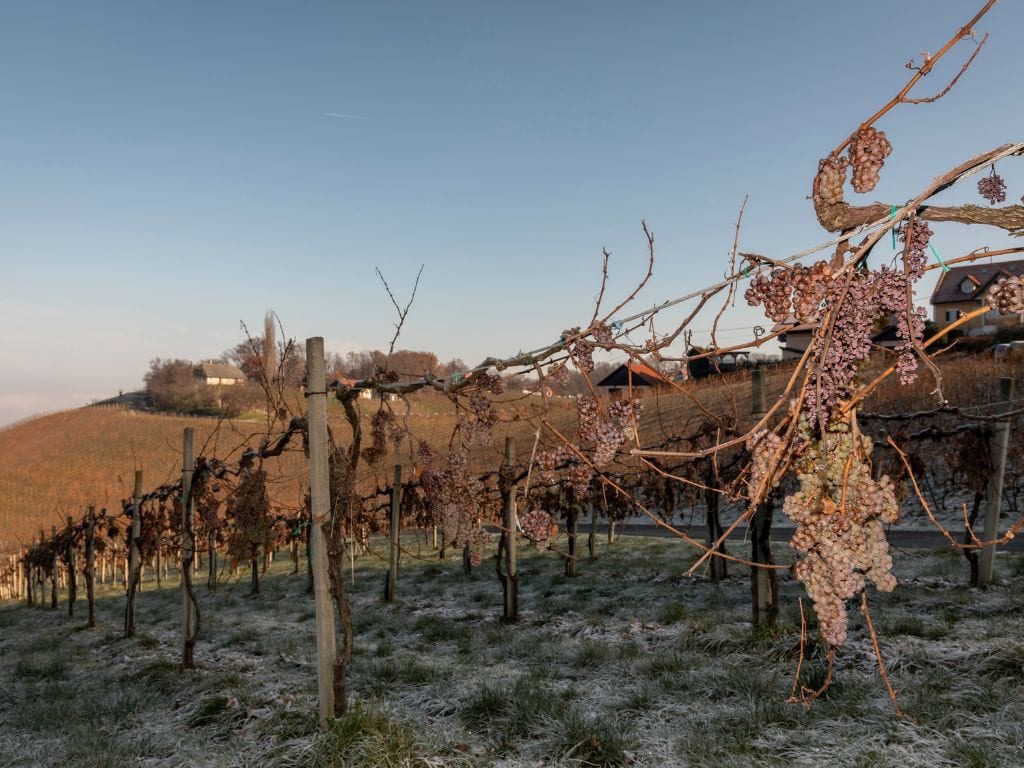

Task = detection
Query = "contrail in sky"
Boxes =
[323,112,371,120]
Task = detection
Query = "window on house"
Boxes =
[959,279,975,294]
[945,309,962,322]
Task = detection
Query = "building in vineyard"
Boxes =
[195,362,247,386]
[595,361,673,398]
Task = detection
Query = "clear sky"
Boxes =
[2,1,1022,426]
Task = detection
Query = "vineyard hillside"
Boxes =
[2,351,1020,556]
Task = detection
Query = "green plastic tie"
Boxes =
[930,243,950,273]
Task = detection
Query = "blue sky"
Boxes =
[2,1,1022,425]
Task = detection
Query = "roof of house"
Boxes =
[931,259,1024,305]
[595,362,670,388]
[770,318,817,334]
[196,362,247,380]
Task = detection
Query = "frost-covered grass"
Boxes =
[2,536,1024,767]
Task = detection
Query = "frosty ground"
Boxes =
[2,534,1023,768]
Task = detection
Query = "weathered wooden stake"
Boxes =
[385,464,401,603]
[306,337,337,727]
[565,503,579,577]
[85,507,96,628]
[587,503,597,560]
[66,516,77,618]
[50,525,58,609]
[181,428,198,668]
[979,377,1015,587]
[750,368,778,625]
[496,437,519,621]
[124,470,143,636]
[207,532,217,591]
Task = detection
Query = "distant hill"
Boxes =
[0,406,286,552]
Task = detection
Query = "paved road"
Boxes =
[586,521,1024,552]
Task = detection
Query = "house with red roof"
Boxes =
[595,361,672,398]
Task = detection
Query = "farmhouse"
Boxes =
[195,361,247,386]
[931,259,1024,335]
[595,361,672,398]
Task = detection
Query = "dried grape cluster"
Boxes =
[978,168,1007,205]
[569,337,595,373]
[566,462,594,500]
[802,274,878,425]
[421,447,490,564]
[536,445,572,483]
[362,408,395,465]
[796,223,931,424]
[592,420,624,467]
[225,467,273,560]
[462,374,504,447]
[988,276,1024,316]
[547,362,571,386]
[848,126,892,193]
[814,155,849,205]
[784,419,899,647]
[439,502,488,551]
[887,221,932,384]
[592,322,615,347]
[520,509,556,549]
[576,393,635,467]
[745,261,835,323]
[608,398,642,436]
[746,430,783,503]
[577,396,600,441]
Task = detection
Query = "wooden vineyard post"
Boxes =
[750,368,778,626]
[50,526,58,609]
[25,556,33,606]
[85,507,96,628]
[385,464,401,603]
[206,530,216,591]
[306,337,337,726]
[124,470,143,637]
[66,516,77,618]
[587,502,597,561]
[979,377,1015,587]
[565,503,579,577]
[496,437,519,621]
[181,428,198,668]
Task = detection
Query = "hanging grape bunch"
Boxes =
[608,397,643,441]
[536,445,572,483]
[225,466,272,562]
[988,275,1024,316]
[566,461,594,500]
[746,430,784,503]
[422,446,490,565]
[362,408,394,465]
[520,509,556,549]
[813,155,849,205]
[576,394,628,467]
[463,373,504,446]
[885,221,933,384]
[744,261,835,324]
[784,415,899,647]
[848,126,892,193]
[592,322,615,347]
[978,166,1007,205]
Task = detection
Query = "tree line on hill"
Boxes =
[144,330,620,417]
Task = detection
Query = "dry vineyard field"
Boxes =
[2,534,1024,768]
